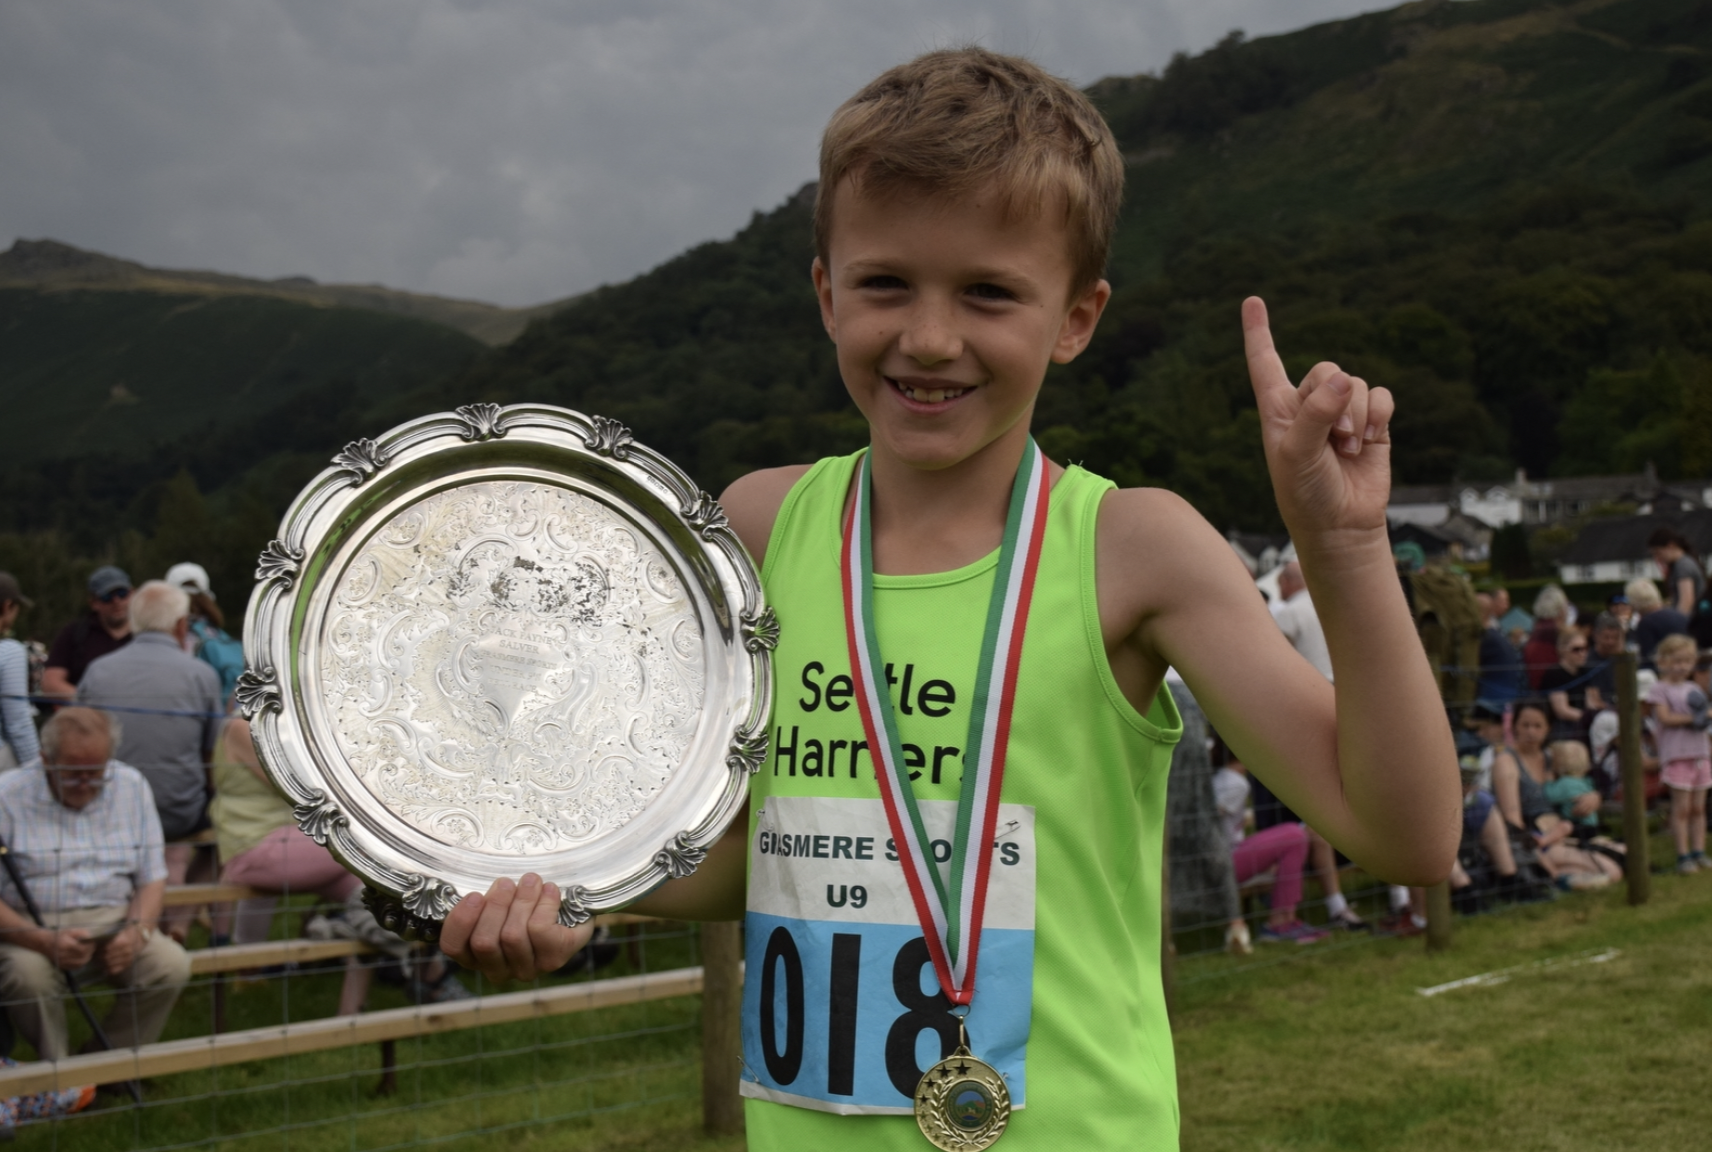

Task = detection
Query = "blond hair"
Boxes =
[1624,578,1662,611]
[1655,633,1698,665]
[1548,740,1591,779]
[815,47,1124,296]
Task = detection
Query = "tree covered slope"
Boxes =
[5,0,1712,629]
[404,0,1712,532]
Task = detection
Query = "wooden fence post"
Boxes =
[1615,651,1651,906]
[700,920,745,1136]
[1423,883,1453,951]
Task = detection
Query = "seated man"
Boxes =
[0,708,190,1061]
[78,580,223,941]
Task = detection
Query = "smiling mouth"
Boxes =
[889,378,971,404]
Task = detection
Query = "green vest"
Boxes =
[742,451,1183,1150]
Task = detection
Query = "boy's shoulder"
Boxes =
[719,464,814,566]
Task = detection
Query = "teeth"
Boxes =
[899,384,965,402]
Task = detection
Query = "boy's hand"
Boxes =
[439,874,594,984]
[1243,297,1395,541]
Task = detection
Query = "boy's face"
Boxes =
[813,179,1109,471]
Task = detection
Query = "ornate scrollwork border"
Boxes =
[242,402,773,930]
[254,540,304,589]
[331,437,391,484]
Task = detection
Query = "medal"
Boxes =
[842,440,1049,1148]
[913,1017,1013,1151]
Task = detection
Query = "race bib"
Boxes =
[740,795,1036,1115]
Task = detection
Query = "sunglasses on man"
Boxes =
[96,588,131,604]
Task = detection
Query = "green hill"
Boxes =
[0,238,569,346]
[6,0,1712,636]
[0,287,485,465]
[400,0,1712,532]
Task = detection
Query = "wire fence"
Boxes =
[0,639,1698,1150]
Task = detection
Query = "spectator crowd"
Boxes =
[1166,526,1711,954]
[0,562,486,1125]
[0,529,1707,1122]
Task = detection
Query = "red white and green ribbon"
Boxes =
[841,439,1050,1006]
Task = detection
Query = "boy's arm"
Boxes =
[1101,299,1458,886]
[439,464,807,982]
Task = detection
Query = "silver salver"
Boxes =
[239,403,774,939]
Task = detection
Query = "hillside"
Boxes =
[0,288,486,466]
[400,0,1712,524]
[5,0,1712,633]
[0,238,568,345]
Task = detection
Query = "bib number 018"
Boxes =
[758,926,961,1099]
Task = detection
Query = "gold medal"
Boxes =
[914,1021,1011,1150]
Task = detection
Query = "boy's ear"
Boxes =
[1051,278,1112,365]
[811,257,837,341]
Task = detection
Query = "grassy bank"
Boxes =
[21,851,1706,1151]
[1174,865,1711,1151]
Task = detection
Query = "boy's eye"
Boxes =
[967,282,1016,302]
[858,274,907,291]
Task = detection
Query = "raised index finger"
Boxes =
[1241,296,1293,404]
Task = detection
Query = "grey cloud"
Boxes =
[0,0,1384,306]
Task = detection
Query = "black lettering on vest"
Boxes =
[799,662,824,712]
[918,679,955,717]
[855,836,875,860]
[931,745,960,785]
[898,663,916,715]
[930,839,952,863]
[1000,842,1020,866]
[802,739,824,777]
[793,834,811,857]
[828,739,848,777]
[903,743,925,781]
[826,674,853,712]
[832,835,854,859]
[774,726,799,776]
[813,835,830,858]
[850,740,868,779]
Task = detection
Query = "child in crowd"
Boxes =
[1543,740,1600,841]
[1212,758,1328,945]
[440,48,1459,1148]
[1645,634,1711,873]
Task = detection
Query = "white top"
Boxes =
[0,759,166,914]
[1270,588,1334,682]
[1212,767,1250,847]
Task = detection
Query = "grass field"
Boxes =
[1174,856,1711,1151]
[17,844,1708,1151]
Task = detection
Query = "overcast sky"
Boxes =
[1,0,1387,307]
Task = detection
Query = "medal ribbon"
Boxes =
[841,440,1050,1006]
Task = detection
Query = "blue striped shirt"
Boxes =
[0,760,166,914]
[0,639,36,766]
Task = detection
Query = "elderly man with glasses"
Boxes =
[0,708,190,1061]
[40,567,135,701]
[78,581,223,943]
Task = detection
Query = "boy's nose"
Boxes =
[897,303,962,366]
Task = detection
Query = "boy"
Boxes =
[440,49,1458,1148]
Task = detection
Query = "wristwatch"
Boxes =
[137,925,155,945]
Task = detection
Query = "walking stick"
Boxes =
[0,840,143,1103]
